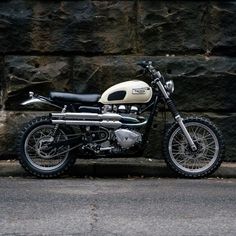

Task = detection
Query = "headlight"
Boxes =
[165,80,174,93]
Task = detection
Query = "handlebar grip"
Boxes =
[137,61,150,68]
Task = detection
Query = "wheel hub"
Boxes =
[36,136,55,159]
[185,142,203,156]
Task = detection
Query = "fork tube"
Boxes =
[175,115,197,151]
[171,105,197,151]
[156,81,197,151]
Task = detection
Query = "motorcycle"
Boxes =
[17,61,224,178]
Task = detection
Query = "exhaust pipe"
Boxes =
[51,119,122,129]
[51,112,122,121]
[51,112,147,128]
[121,120,148,127]
[51,119,147,128]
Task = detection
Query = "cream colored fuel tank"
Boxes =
[99,80,153,104]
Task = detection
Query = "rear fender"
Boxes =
[21,91,62,109]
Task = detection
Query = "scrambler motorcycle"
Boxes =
[18,61,224,178]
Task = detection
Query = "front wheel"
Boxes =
[17,116,76,178]
[163,117,224,178]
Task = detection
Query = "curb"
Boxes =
[0,158,236,178]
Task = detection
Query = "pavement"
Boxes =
[0,178,236,235]
[0,158,236,178]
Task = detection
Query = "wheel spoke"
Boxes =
[27,145,36,152]
[25,125,70,171]
[207,148,216,154]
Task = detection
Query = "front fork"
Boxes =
[174,115,197,151]
[157,81,197,151]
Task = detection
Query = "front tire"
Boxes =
[163,117,225,178]
[17,116,76,178]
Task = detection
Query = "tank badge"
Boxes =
[132,87,148,95]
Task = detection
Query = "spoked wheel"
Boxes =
[163,117,224,178]
[17,116,76,178]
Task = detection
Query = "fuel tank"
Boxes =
[99,80,153,104]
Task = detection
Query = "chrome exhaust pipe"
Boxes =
[51,112,122,121]
[51,119,122,129]
[121,120,148,127]
[51,119,147,128]
[51,112,147,128]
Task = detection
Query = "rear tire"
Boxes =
[163,117,225,178]
[17,116,76,178]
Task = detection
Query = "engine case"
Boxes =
[114,129,142,149]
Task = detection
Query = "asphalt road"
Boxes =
[0,178,236,236]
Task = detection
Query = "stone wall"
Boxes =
[0,0,235,160]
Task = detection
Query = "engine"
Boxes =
[81,104,143,154]
[102,105,142,150]
[82,126,142,154]
[103,104,139,115]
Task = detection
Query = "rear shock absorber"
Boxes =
[52,105,67,136]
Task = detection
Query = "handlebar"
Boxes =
[137,61,151,68]
[137,60,162,80]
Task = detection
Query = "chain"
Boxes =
[43,143,82,158]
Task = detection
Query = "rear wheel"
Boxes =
[17,116,76,178]
[163,117,224,178]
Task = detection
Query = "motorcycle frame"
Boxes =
[22,64,197,153]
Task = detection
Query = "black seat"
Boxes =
[50,92,101,103]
